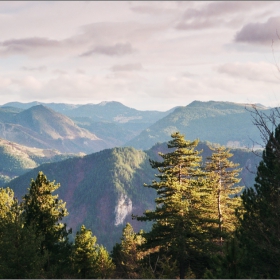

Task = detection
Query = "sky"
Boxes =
[0,1,280,111]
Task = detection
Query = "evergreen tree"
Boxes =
[136,132,214,278]
[0,189,46,278]
[0,187,15,220]
[72,225,98,278]
[72,224,115,278]
[94,245,115,278]
[237,124,280,278]
[205,146,243,245]
[112,223,145,278]
[22,171,72,277]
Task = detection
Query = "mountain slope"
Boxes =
[0,105,110,153]
[126,100,268,150]
[1,101,177,145]
[0,138,80,185]
[6,142,260,251]
[2,101,174,124]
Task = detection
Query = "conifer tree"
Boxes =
[94,245,115,278]
[237,124,280,278]
[72,224,115,278]
[205,146,243,245]
[0,187,15,220]
[136,132,213,278]
[0,189,46,278]
[22,171,71,276]
[72,225,98,278]
[112,223,145,278]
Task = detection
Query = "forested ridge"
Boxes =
[1,123,280,278]
[4,141,259,252]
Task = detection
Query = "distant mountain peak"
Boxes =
[97,101,124,107]
[187,100,268,110]
[99,101,111,106]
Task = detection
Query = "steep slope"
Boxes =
[6,142,260,251]
[0,138,80,185]
[0,105,110,153]
[7,147,156,249]
[126,100,268,150]
[0,106,23,122]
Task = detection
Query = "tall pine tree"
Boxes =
[205,146,243,245]
[22,171,72,277]
[136,132,214,278]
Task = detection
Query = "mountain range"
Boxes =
[3,101,175,146]
[0,99,266,250]
[1,100,269,153]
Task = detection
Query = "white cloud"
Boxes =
[216,62,280,83]
[0,2,279,110]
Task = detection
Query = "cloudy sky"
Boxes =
[1,1,280,111]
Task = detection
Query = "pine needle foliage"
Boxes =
[237,124,280,278]
[205,146,243,244]
[136,132,215,278]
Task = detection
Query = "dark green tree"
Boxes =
[0,188,46,278]
[135,132,215,278]
[237,124,280,278]
[22,171,72,277]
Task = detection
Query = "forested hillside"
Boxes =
[126,101,268,149]
[0,138,80,185]
[5,141,260,251]
[1,130,275,278]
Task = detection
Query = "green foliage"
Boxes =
[6,140,259,254]
[22,171,72,276]
[204,236,249,279]
[72,225,98,278]
[0,190,47,278]
[112,223,145,278]
[136,132,216,278]
[205,146,244,244]
[0,138,78,184]
[94,245,115,278]
[23,171,69,248]
[237,124,280,278]
[0,187,15,220]
[72,224,115,278]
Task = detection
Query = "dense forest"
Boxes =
[0,121,279,278]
